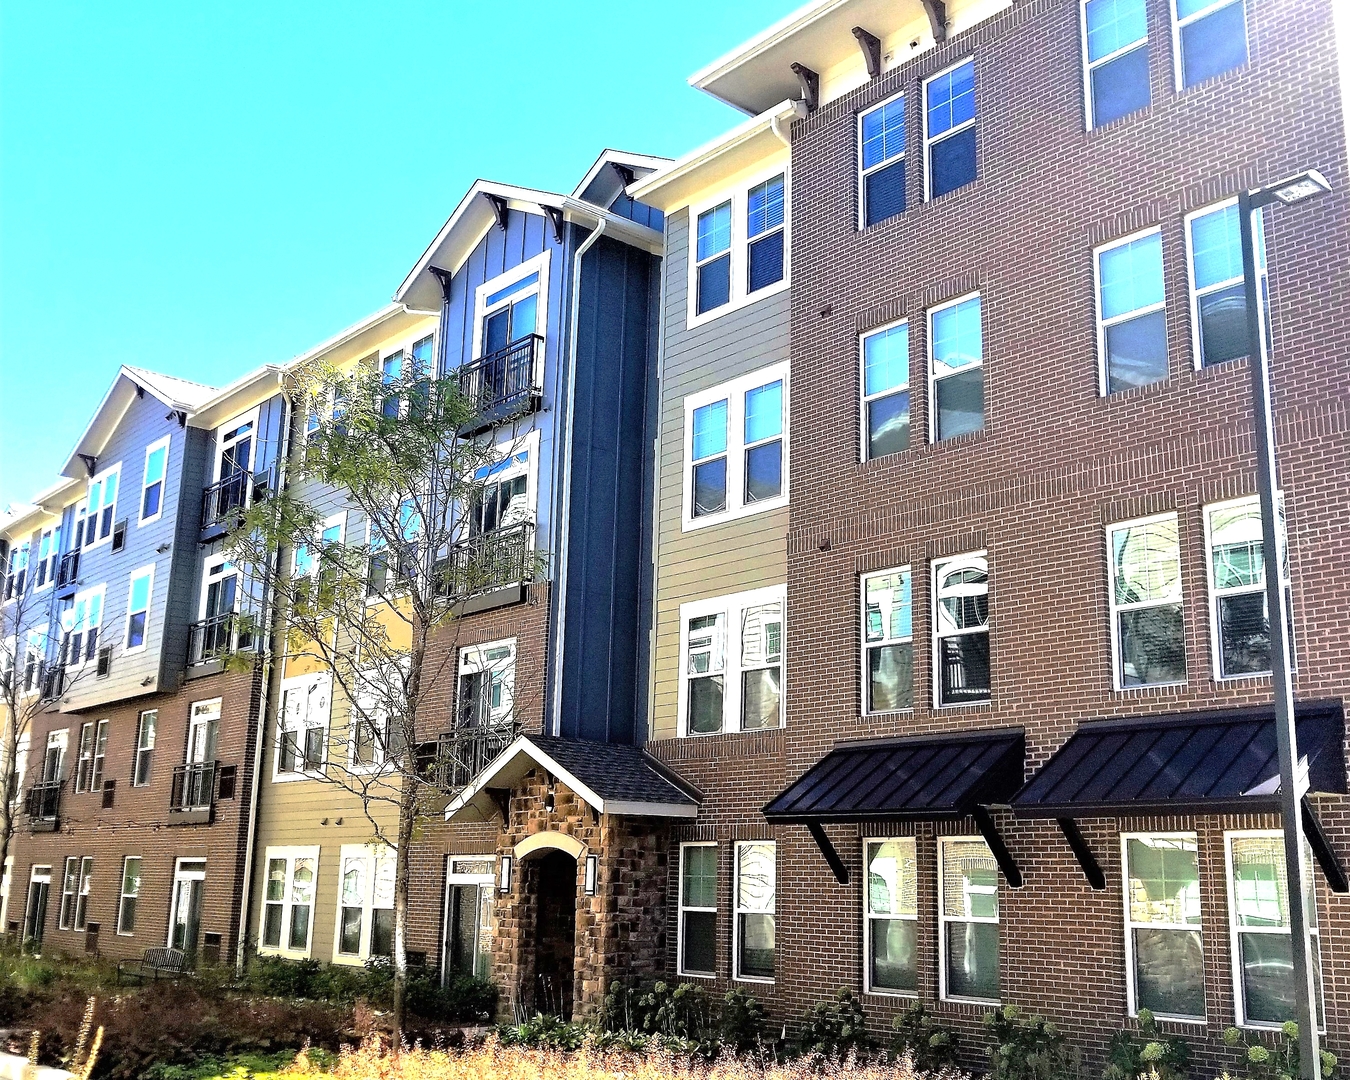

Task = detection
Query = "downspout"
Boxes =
[549,213,607,736]
[234,378,293,975]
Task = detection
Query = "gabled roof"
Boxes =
[571,149,671,206]
[121,366,219,411]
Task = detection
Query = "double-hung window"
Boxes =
[443,856,495,979]
[75,720,107,793]
[1186,200,1268,368]
[260,847,318,955]
[695,201,733,316]
[60,856,92,931]
[932,553,990,707]
[929,294,984,441]
[5,543,27,600]
[1172,0,1247,89]
[866,837,918,994]
[860,94,907,227]
[117,856,141,935]
[679,843,717,978]
[924,59,977,200]
[690,170,789,322]
[1083,0,1151,128]
[684,365,788,528]
[124,565,155,652]
[336,844,396,961]
[1108,514,1186,688]
[1205,496,1292,679]
[63,584,105,667]
[680,585,785,736]
[34,528,56,590]
[276,673,332,778]
[746,175,786,294]
[133,710,157,787]
[140,436,170,524]
[861,321,910,459]
[1096,229,1168,394]
[1123,833,1205,1020]
[1225,832,1324,1030]
[862,568,913,713]
[734,841,775,982]
[84,464,121,547]
[939,837,999,1002]
[22,626,47,694]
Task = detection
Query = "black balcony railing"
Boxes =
[26,780,63,831]
[40,664,66,703]
[188,613,252,666]
[169,761,218,824]
[436,523,535,604]
[201,467,272,540]
[457,335,543,435]
[56,550,80,593]
[426,724,517,793]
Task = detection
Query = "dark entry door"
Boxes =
[533,850,577,1019]
[25,875,49,945]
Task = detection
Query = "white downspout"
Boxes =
[550,213,607,736]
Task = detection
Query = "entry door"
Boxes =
[42,732,66,782]
[442,857,495,983]
[169,860,206,956]
[25,867,51,945]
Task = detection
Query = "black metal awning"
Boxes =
[763,730,1025,887]
[1013,700,1347,893]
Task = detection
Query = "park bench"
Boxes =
[116,946,189,985]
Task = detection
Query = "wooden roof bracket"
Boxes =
[77,454,98,477]
[1303,796,1349,893]
[487,787,511,824]
[1057,818,1106,890]
[807,821,849,885]
[542,205,566,245]
[972,805,1023,888]
[485,193,509,232]
[851,27,882,79]
[921,0,948,41]
[790,63,820,112]
[428,266,454,303]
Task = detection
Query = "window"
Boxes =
[91,720,108,792]
[33,528,57,590]
[470,451,532,536]
[117,856,141,935]
[860,94,907,227]
[863,569,913,713]
[1173,0,1247,89]
[75,857,93,931]
[133,710,157,787]
[1124,833,1205,1020]
[366,500,420,599]
[59,857,79,930]
[1225,832,1324,1030]
[860,321,910,459]
[22,626,47,695]
[213,413,257,522]
[477,263,543,360]
[866,837,918,994]
[734,841,775,981]
[1187,200,1268,368]
[62,584,106,667]
[1205,496,1292,679]
[276,673,332,778]
[929,295,983,441]
[679,586,785,736]
[335,844,396,962]
[261,848,319,955]
[169,859,206,954]
[924,59,976,199]
[689,169,789,323]
[1096,229,1168,394]
[1083,0,1150,128]
[139,436,170,524]
[84,463,121,547]
[695,201,733,315]
[1108,514,1186,688]
[679,843,717,978]
[124,565,155,652]
[42,730,67,787]
[456,640,516,729]
[683,364,789,528]
[186,699,220,773]
[295,513,345,580]
[932,553,990,707]
[4,542,27,601]
[939,837,999,1002]
[443,856,495,980]
[350,664,410,769]
[75,720,109,793]
[746,175,786,294]
[197,557,250,660]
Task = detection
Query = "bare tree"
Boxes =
[226,358,543,1034]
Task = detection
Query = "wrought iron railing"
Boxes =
[40,664,66,703]
[426,723,518,793]
[436,523,535,604]
[170,761,218,814]
[26,780,63,826]
[457,335,543,432]
[201,467,272,536]
[188,613,253,666]
[56,550,80,589]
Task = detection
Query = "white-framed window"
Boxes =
[860,320,910,460]
[1123,833,1205,1022]
[678,842,717,978]
[1185,199,1269,369]
[457,639,516,729]
[349,662,410,771]
[932,553,990,707]
[133,710,157,787]
[42,730,67,786]
[380,333,435,419]
[62,583,106,667]
[76,857,93,931]
[1095,227,1168,394]
[186,698,220,768]
[473,252,549,363]
[33,527,58,590]
[84,463,121,548]
[687,164,790,326]
[1225,831,1325,1031]
[365,499,421,600]
[117,856,141,935]
[679,585,785,737]
[924,58,977,201]
[123,564,155,652]
[442,855,495,981]
[22,625,48,695]
[294,513,346,579]
[275,672,332,779]
[74,720,108,794]
[59,856,80,930]
[213,408,258,490]
[168,858,206,952]
[682,363,789,529]
[928,294,984,442]
[1171,0,1247,90]
[1082,0,1151,129]
[334,843,395,964]
[3,541,28,601]
[139,436,171,525]
[862,568,913,714]
[733,841,775,983]
[859,92,908,228]
[260,847,319,956]
[468,433,539,538]
[1107,513,1186,688]
[865,837,919,995]
[1204,496,1293,679]
[938,836,999,1003]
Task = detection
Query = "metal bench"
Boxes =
[116,946,189,985]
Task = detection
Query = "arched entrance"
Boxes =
[530,849,578,1018]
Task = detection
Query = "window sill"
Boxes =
[933,700,993,712]
[1130,1011,1206,1027]
[863,987,919,1000]
[677,970,717,981]
[271,769,326,784]
[732,975,775,986]
[939,994,999,1009]
[682,494,789,534]
[1112,681,1187,695]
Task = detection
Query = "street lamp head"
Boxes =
[1251,169,1333,209]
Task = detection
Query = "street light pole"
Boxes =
[1238,169,1331,1080]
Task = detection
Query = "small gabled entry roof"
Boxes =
[444,734,700,825]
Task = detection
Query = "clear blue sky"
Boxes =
[0,0,796,510]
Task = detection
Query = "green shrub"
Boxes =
[1222,1023,1337,1080]
[406,971,499,1022]
[497,1012,589,1051]
[985,1005,1081,1080]
[597,979,766,1056]
[797,988,875,1059]
[718,988,768,1053]
[1103,1009,1189,1080]
[890,1002,959,1072]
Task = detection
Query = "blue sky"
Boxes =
[0,0,796,509]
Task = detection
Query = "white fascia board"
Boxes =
[282,304,409,373]
[188,366,286,430]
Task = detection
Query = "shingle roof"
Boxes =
[122,366,220,410]
[527,735,700,809]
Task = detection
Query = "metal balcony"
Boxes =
[169,761,218,825]
[55,551,80,598]
[187,613,252,667]
[456,335,543,436]
[425,723,518,794]
[435,523,535,607]
[26,780,63,832]
[201,467,272,544]
[40,664,66,703]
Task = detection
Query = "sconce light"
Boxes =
[584,855,598,896]
[499,855,513,893]
[544,791,555,813]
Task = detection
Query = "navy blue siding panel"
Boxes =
[609,194,664,232]
[255,393,287,475]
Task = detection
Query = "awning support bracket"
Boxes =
[851,27,882,79]
[1056,818,1106,890]
[972,806,1023,888]
[807,822,849,885]
[1302,796,1349,893]
[487,787,511,824]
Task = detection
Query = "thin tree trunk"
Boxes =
[391,770,417,1039]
